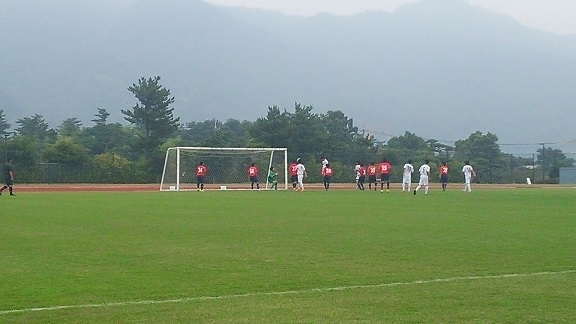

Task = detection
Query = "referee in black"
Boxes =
[1,157,15,196]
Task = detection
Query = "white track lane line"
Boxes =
[1,270,574,315]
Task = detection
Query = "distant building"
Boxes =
[559,168,576,184]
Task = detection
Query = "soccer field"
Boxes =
[1,188,575,323]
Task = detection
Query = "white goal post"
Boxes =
[160,147,288,191]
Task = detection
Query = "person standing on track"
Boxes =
[357,163,366,190]
[1,157,15,196]
[402,159,414,192]
[248,162,260,190]
[289,159,298,190]
[367,162,378,191]
[196,161,207,191]
[295,158,307,192]
[414,159,430,195]
[439,162,449,191]
[354,161,361,189]
[322,163,333,191]
[320,156,329,174]
[267,166,278,190]
[378,158,392,192]
[462,161,476,192]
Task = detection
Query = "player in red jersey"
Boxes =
[439,162,449,191]
[322,163,333,190]
[378,158,392,192]
[357,163,366,190]
[196,161,207,191]
[247,163,260,190]
[367,162,378,191]
[289,159,298,190]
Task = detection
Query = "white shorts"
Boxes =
[419,175,429,186]
[403,176,411,183]
[465,175,472,184]
[298,174,304,184]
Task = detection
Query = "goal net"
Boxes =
[160,147,288,191]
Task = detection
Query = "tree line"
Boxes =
[1,76,573,184]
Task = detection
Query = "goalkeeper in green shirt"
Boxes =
[268,166,278,190]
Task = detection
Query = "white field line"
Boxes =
[1,270,574,315]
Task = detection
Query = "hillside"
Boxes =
[1,0,576,152]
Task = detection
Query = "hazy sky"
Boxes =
[203,0,576,35]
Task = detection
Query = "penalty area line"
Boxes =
[1,269,575,315]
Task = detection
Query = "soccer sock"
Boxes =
[387,182,390,190]
[425,186,428,194]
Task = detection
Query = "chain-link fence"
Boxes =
[290,151,576,185]
[6,150,576,185]
[13,154,157,184]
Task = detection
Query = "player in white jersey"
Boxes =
[296,158,307,191]
[414,159,431,195]
[462,160,476,192]
[402,159,414,192]
[320,156,329,174]
[354,161,361,188]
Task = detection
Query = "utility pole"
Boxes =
[540,143,545,183]
[3,132,9,161]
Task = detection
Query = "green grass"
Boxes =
[1,188,575,323]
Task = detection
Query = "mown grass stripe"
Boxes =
[2,269,574,315]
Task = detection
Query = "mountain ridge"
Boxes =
[2,0,575,152]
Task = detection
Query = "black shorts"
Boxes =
[440,174,449,183]
[358,175,366,183]
[323,176,332,183]
[250,176,259,183]
[291,175,298,183]
[196,175,205,184]
[380,174,390,182]
[368,175,377,183]
[4,176,13,186]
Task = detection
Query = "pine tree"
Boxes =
[122,76,180,159]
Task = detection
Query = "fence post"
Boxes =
[489,154,493,183]
[510,155,513,183]
[533,154,536,182]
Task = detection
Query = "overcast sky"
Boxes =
[203,0,576,35]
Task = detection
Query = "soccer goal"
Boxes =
[160,147,288,191]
